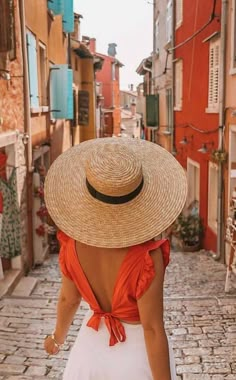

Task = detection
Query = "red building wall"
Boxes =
[175,0,221,252]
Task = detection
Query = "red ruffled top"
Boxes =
[57,231,170,346]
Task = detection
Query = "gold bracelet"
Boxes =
[47,333,63,350]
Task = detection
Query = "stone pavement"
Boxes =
[0,249,236,379]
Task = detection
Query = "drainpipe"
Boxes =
[214,0,228,262]
[19,0,34,269]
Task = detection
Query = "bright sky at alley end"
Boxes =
[74,0,153,90]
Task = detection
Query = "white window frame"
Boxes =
[230,0,236,74]
[174,59,183,110]
[166,1,172,43]
[187,158,200,208]
[208,161,218,233]
[175,0,183,29]
[206,38,220,113]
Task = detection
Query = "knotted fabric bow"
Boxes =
[87,311,126,346]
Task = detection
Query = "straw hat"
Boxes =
[44,137,187,248]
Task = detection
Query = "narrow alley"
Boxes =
[0,248,235,380]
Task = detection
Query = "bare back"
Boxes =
[75,241,129,313]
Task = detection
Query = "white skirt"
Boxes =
[63,310,177,380]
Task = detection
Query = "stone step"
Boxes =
[0,269,22,299]
[11,276,38,297]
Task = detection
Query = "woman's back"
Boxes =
[75,241,130,313]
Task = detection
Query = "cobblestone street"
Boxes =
[0,248,236,380]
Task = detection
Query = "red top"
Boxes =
[57,231,170,346]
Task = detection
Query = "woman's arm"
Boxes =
[44,274,81,355]
[137,248,171,380]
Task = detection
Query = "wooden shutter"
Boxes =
[50,64,74,119]
[0,0,13,52]
[146,94,159,127]
[47,0,63,15]
[208,40,220,108]
[26,32,39,108]
[62,0,74,33]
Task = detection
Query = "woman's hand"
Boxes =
[44,334,62,355]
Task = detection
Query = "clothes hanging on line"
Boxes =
[0,168,21,259]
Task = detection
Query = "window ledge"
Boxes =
[164,41,172,51]
[205,107,219,114]
[174,106,182,111]
[229,67,236,76]
[175,21,183,30]
[31,106,49,114]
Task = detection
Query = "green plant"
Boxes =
[173,213,204,247]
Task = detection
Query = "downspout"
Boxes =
[214,0,228,261]
[68,33,75,146]
[19,0,34,269]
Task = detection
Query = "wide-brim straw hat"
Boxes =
[44,137,187,248]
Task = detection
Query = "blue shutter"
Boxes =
[26,32,39,108]
[47,0,63,15]
[50,64,74,119]
[62,0,74,33]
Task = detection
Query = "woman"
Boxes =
[44,137,187,379]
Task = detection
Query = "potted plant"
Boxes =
[172,213,204,252]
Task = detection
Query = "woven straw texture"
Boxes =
[44,137,187,248]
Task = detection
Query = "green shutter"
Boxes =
[26,32,39,108]
[47,0,63,15]
[62,0,74,33]
[146,94,159,127]
[50,64,74,119]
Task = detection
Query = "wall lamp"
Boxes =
[179,135,193,145]
[197,141,214,154]
[0,69,10,81]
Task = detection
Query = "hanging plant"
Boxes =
[36,205,48,220]
[34,185,44,199]
[211,149,228,163]
[35,224,46,237]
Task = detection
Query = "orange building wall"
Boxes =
[0,0,24,133]
[175,0,221,253]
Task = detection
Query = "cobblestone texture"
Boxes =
[0,249,235,379]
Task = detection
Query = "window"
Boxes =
[166,1,172,43]
[208,162,218,232]
[187,159,200,208]
[231,0,236,71]
[112,63,116,80]
[39,43,47,106]
[0,0,16,59]
[207,38,220,111]
[176,0,183,29]
[174,59,183,110]
[155,17,160,54]
[26,31,39,108]
[146,94,159,127]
